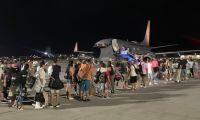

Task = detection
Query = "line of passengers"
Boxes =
[0,56,200,110]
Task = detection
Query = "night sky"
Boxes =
[0,0,199,56]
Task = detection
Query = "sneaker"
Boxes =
[32,103,36,107]
[18,108,24,111]
[149,82,152,86]
[41,105,46,108]
[1,100,8,104]
[55,104,61,108]
[35,106,43,110]
[49,106,54,108]
[17,106,24,111]
[68,97,74,100]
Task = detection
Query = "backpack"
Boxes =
[94,70,101,83]
[114,73,122,81]
[98,72,106,83]
[138,64,143,74]
[133,65,140,74]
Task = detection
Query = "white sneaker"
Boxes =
[68,97,74,100]
[56,105,61,108]
[35,102,43,109]
[35,106,43,109]
[149,82,152,86]
[32,104,36,107]
[41,105,46,108]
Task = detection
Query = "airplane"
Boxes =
[27,46,55,58]
[93,20,200,61]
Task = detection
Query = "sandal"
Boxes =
[18,107,24,111]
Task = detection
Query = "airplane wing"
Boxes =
[26,47,55,57]
[151,44,178,49]
[74,51,94,54]
[155,50,200,55]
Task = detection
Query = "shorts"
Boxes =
[80,80,91,92]
[140,74,146,77]
[130,76,137,83]
[50,89,60,94]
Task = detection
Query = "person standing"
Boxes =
[65,60,75,100]
[34,61,46,109]
[147,59,153,86]
[79,59,93,101]
[151,58,159,84]
[48,58,62,108]
[141,59,147,88]
[128,61,138,91]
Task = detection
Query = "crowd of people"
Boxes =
[0,55,200,110]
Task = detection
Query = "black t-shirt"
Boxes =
[52,65,61,79]
[178,59,187,69]
[10,68,20,86]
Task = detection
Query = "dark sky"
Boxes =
[0,0,199,56]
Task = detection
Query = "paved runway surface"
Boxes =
[0,79,200,120]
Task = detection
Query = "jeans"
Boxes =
[153,72,158,83]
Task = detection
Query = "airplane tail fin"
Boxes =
[74,42,78,52]
[140,20,150,46]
